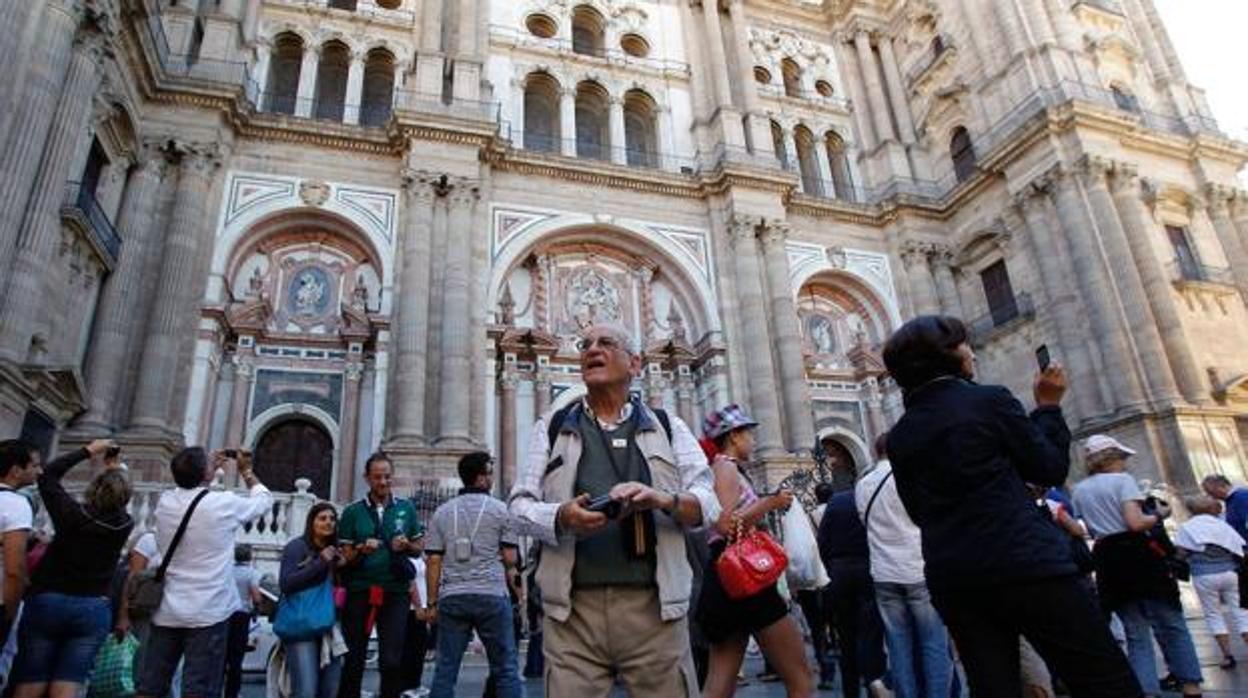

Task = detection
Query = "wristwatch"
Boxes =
[660,491,680,516]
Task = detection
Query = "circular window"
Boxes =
[620,33,650,58]
[815,80,834,97]
[376,0,401,9]
[525,13,558,39]
[754,66,772,85]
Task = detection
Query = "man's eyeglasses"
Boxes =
[576,335,625,353]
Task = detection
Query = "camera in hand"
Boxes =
[104,446,121,460]
[585,494,623,519]
[223,449,238,459]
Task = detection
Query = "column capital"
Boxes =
[135,139,174,177]
[499,371,521,390]
[1107,165,1143,196]
[758,220,791,248]
[400,169,440,202]
[1075,155,1114,188]
[1204,182,1237,216]
[928,245,956,269]
[173,142,225,177]
[727,214,762,247]
[899,240,932,267]
[448,178,480,204]
[1230,190,1248,219]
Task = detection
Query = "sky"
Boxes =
[1154,0,1248,146]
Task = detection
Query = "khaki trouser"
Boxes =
[543,587,698,697]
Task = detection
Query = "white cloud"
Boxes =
[1155,0,1248,147]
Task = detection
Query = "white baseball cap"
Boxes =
[1084,434,1137,459]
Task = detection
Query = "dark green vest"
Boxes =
[571,411,657,588]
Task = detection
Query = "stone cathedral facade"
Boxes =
[1,0,1247,502]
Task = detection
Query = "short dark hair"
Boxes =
[170,447,208,489]
[874,431,890,459]
[882,315,969,391]
[458,451,493,488]
[0,440,36,478]
[814,483,834,505]
[364,451,391,476]
[234,543,253,564]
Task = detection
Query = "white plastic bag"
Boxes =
[782,503,830,591]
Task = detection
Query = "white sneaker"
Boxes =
[868,679,894,698]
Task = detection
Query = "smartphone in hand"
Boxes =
[1035,344,1051,372]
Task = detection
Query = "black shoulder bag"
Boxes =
[127,489,210,620]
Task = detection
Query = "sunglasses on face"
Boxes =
[577,335,626,353]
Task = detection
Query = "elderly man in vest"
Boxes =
[509,322,719,696]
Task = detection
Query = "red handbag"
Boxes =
[716,518,788,600]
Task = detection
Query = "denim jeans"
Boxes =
[1117,596,1204,690]
[285,639,342,698]
[11,592,111,684]
[874,582,954,698]
[135,620,229,698]
[430,594,519,698]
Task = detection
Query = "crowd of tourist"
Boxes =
[0,317,1246,698]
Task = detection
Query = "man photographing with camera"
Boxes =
[509,322,719,696]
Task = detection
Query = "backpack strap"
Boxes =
[155,489,210,582]
[545,403,673,453]
[862,470,894,528]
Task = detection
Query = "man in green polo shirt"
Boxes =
[337,452,423,698]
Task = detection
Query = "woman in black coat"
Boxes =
[882,316,1140,698]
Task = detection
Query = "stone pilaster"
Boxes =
[854,31,896,145]
[760,222,815,452]
[337,361,364,501]
[1049,166,1148,411]
[77,143,170,432]
[0,17,107,363]
[609,96,627,165]
[727,0,771,155]
[498,370,519,495]
[930,249,964,319]
[534,371,552,420]
[559,88,577,157]
[1231,191,1248,262]
[1110,172,1206,404]
[877,37,916,145]
[675,374,697,433]
[295,48,318,117]
[127,144,221,436]
[222,355,254,473]
[701,0,734,110]
[387,172,437,446]
[727,215,785,457]
[1204,184,1248,300]
[415,0,445,98]
[1079,157,1180,405]
[1012,187,1104,422]
[900,241,940,317]
[0,1,38,140]
[344,50,365,125]
[436,180,478,446]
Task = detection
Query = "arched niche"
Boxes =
[797,270,893,363]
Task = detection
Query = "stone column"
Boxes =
[253,42,272,98]
[0,21,106,362]
[450,0,481,102]
[900,242,940,316]
[436,181,478,446]
[344,50,365,124]
[854,31,896,145]
[0,1,38,140]
[760,223,815,452]
[415,0,445,97]
[295,48,319,117]
[930,250,964,318]
[1232,192,1248,259]
[1020,0,1056,46]
[813,143,834,198]
[701,0,734,110]
[337,362,364,501]
[222,355,254,461]
[877,38,916,145]
[608,96,627,165]
[510,78,526,147]
[387,172,436,445]
[128,145,221,435]
[675,374,696,432]
[837,36,877,151]
[498,371,519,495]
[1012,190,1104,421]
[782,127,799,176]
[657,106,676,171]
[534,371,552,419]
[1110,173,1206,403]
[1049,167,1148,410]
[559,88,577,157]
[1079,158,1180,405]
[78,145,169,432]
[727,0,771,155]
[728,216,786,456]
[1205,184,1248,299]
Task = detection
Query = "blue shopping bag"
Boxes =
[273,578,335,642]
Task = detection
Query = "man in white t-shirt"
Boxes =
[0,440,40,688]
[855,432,954,698]
[135,447,272,698]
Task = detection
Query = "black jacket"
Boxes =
[32,449,134,597]
[279,537,334,596]
[886,377,1077,592]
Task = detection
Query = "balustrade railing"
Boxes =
[968,292,1036,343]
[62,181,122,265]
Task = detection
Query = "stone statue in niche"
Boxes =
[248,266,264,297]
[807,314,836,355]
[566,266,622,327]
[352,274,369,309]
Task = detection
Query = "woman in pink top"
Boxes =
[697,404,813,698]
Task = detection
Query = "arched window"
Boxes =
[794,125,822,195]
[623,89,658,168]
[825,131,854,201]
[575,81,610,161]
[265,32,303,115]
[950,126,976,183]
[523,72,561,152]
[771,120,789,169]
[1111,85,1140,113]
[314,41,350,122]
[359,48,395,126]
[781,58,803,98]
[571,5,606,56]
